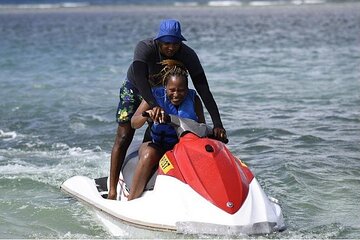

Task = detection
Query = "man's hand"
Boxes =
[213,127,228,143]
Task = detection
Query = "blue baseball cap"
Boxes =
[154,19,187,43]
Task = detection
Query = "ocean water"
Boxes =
[1,1,360,239]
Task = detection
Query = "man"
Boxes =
[108,19,227,200]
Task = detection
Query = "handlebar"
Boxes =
[142,111,170,123]
[141,111,150,118]
[142,111,228,144]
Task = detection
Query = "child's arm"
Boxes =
[131,100,151,129]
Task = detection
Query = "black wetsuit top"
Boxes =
[126,38,223,128]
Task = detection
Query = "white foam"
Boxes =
[1,162,43,175]
[0,129,17,141]
[90,114,108,122]
[18,205,29,210]
[292,0,326,5]
[208,1,242,7]
[61,2,89,8]
[52,142,70,150]
[0,2,89,9]
[11,106,20,112]
[249,1,287,7]
[303,0,325,4]
[70,122,86,133]
[174,2,199,7]
[1,146,110,190]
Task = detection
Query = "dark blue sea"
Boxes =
[1,0,360,238]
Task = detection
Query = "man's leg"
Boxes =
[107,122,135,200]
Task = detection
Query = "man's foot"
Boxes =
[107,189,117,200]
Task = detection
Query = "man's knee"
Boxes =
[114,124,134,148]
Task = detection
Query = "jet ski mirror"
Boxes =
[168,114,212,138]
[170,116,229,144]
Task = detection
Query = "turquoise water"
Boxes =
[1,2,360,238]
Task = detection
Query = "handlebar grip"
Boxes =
[142,111,150,118]
[142,111,171,123]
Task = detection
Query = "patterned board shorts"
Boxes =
[116,80,143,124]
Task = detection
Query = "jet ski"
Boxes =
[61,115,285,236]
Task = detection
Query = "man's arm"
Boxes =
[192,72,223,128]
[132,61,158,108]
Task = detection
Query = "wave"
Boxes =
[0,129,17,141]
[213,0,327,7]
[174,1,199,6]
[0,144,110,187]
[0,2,89,9]
[208,1,243,6]
[0,0,332,10]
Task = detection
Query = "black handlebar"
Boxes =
[142,111,150,118]
[142,111,171,124]
[142,111,228,144]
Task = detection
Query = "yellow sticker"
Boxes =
[159,154,174,174]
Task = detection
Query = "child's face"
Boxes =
[165,75,188,106]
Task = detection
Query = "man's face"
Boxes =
[158,42,181,58]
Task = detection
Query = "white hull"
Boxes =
[61,174,285,236]
[61,116,285,236]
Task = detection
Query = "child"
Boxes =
[128,60,205,200]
